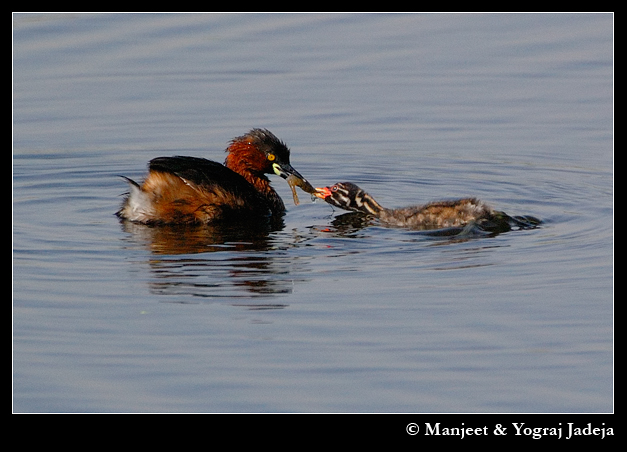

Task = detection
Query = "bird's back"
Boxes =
[379,198,492,229]
[118,156,272,224]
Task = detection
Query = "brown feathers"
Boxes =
[379,198,491,229]
[118,170,266,224]
[117,129,308,225]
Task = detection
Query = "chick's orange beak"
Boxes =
[314,186,332,199]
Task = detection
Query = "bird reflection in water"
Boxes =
[120,218,307,307]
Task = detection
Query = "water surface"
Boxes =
[13,13,613,413]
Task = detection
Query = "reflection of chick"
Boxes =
[315,182,540,232]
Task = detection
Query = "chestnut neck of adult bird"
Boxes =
[225,140,272,187]
[224,139,285,212]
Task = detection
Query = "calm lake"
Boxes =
[13,13,613,413]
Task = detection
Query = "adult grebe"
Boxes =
[117,129,315,224]
[315,182,540,232]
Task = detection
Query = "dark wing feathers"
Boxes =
[148,156,260,198]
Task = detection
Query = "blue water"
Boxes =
[13,13,613,413]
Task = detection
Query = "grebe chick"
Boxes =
[117,128,315,225]
[315,182,539,232]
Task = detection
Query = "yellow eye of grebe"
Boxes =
[267,154,276,161]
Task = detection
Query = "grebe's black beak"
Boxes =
[272,162,316,194]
